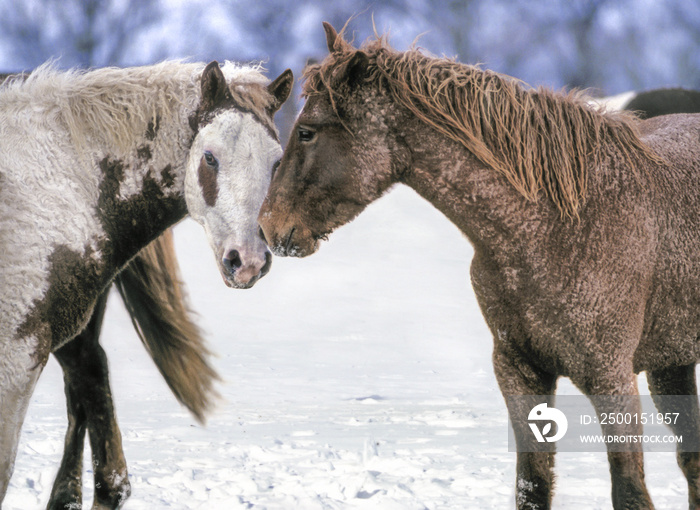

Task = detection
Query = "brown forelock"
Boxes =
[191,79,280,143]
[302,32,666,219]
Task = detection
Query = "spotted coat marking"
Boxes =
[197,156,218,207]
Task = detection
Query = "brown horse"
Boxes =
[259,23,700,509]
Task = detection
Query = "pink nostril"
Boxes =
[222,250,242,273]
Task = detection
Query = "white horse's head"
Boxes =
[185,61,292,289]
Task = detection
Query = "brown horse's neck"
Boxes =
[400,125,551,257]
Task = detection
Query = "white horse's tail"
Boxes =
[113,230,220,424]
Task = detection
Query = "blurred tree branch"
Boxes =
[0,0,162,69]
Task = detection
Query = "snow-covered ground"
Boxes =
[6,186,689,509]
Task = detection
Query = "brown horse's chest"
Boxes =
[469,246,658,378]
[469,255,568,374]
[634,271,700,371]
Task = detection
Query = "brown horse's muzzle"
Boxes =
[258,206,319,258]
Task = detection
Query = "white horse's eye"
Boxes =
[204,151,218,169]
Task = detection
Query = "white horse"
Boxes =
[0,59,292,508]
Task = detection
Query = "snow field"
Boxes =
[6,186,689,508]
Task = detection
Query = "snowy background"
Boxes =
[1,1,699,508]
[5,187,692,508]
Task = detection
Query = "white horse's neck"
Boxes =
[43,63,205,264]
[69,62,206,266]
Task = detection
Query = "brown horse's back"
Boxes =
[634,113,700,371]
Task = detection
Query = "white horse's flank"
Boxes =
[0,60,292,505]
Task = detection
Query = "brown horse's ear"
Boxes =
[345,51,369,89]
[323,21,339,53]
[267,69,294,114]
[201,61,229,110]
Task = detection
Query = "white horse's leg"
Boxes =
[0,334,47,502]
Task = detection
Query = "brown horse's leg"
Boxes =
[493,345,557,509]
[648,364,700,510]
[606,450,653,509]
[50,291,131,510]
[578,374,654,509]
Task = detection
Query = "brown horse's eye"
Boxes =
[204,151,218,169]
[297,127,315,143]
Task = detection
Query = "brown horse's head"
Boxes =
[259,22,410,257]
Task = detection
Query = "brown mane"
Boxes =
[303,32,664,218]
[227,78,280,141]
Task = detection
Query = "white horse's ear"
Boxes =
[323,21,339,53]
[267,69,293,114]
[201,61,229,110]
